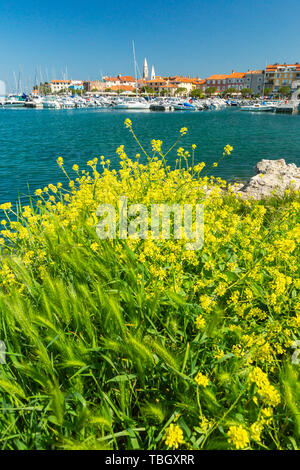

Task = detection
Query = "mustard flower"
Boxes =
[0,203,12,211]
[56,157,64,167]
[124,118,132,128]
[151,139,162,153]
[180,127,188,135]
[195,315,205,330]
[163,423,184,449]
[227,425,250,449]
[195,371,209,387]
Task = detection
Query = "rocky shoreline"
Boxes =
[230,159,300,199]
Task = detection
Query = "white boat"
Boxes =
[24,97,44,108]
[42,97,61,108]
[113,99,150,109]
[173,101,196,111]
[240,103,275,112]
[4,96,25,107]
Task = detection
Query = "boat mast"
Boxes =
[132,40,138,97]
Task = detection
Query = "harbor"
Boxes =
[1,93,300,113]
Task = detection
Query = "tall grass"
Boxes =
[0,122,299,449]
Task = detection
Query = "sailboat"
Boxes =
[112,41,150,110]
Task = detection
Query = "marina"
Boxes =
[1,93,300,113]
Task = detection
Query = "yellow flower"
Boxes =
[0,202,12,211]
[250,421,263,442]
[72,164,79,172]
[180,127,188,135]
[35,189,43,196]
[195,371,209,387]
[151,139,162,153]
[227,425,249,449]
[124,118,132,128]
[90,242,98,252]
[195,315,205,329]
[57,157,64,167]
[163,423,184,449]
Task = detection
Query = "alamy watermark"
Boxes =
[291,340,300,365]
[0,340,6,364]
[96,196,204,250]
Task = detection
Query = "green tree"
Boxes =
[190,89,203,99]
[225,87,238,96]
[263,87,272,96]
[38,82,51,95]
[278,86,291,97]
[139,86,154,94]
[175,87,187,95]
[205,86,217,96]
[241,88,252,97]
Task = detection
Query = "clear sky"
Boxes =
[1,0,300,92]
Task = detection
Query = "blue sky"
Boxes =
[1,0,300,91]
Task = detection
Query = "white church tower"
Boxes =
[151,65,156,80]
[143,58,149,79]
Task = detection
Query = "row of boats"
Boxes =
[0,94,229,110]
[1,95,299,113]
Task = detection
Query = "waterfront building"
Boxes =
[49,79,83,93]
[68,80,84,91]
[206,72,245,93]
[206,74,228,93]
[264,63,300,93]
[195,79,207,93]
[103,75,135,88]
[168,76,198,93]
[49,80,71,92]
[226,72,246,91]
[83,80,107,92]
[110,85,136,93]
[244,70,264,95]
[146,77,168,92]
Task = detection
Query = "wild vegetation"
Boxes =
[0,120,299,450]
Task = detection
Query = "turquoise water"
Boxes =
[0,107,300,205]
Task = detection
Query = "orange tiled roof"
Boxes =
[246,70,263,74]
[110,85,136,91]
[207,72,245,80]
[266,63,300,71]
[207,74,229,80]
[51,80,71,83]
[119,76,135,82]
[169,76,197,83]
[228,72,246,79]
[147,79,167,84]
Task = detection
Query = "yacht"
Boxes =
[240,103,275,112]
[173,101,196,111]
[4,95,25,107]
[43,97,61,109]
[113,99,150,109]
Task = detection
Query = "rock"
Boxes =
[237,159,300,200]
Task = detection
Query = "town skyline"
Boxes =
[1,0,300,93]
